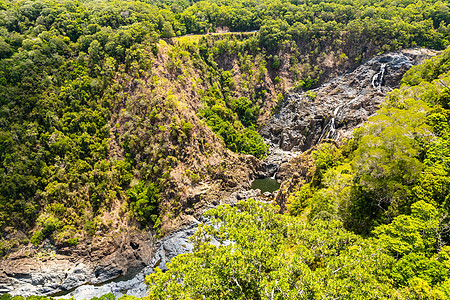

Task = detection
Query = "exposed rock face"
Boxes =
[53,225,200,299]
[261,48,435,152]
[273,150,316,212]
[257,143,301,178]
[0,153,261,298]
[0,233,152,297]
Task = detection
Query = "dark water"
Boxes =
[251,178,280,193]
[111,266,145,283]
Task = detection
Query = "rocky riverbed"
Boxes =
[0,232,153,297]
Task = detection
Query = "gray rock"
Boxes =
[31,274,45,286]
[4,235,151,297]
[57,264,92,291]
[262,48,435,152]
[58,225,200,299]
[92,265,123,283]
[236,189,261,200]
[224,188,261,204]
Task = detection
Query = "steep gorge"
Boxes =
[1,0,449,296]
[2,44,437,297]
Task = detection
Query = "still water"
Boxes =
[251,178,281,193]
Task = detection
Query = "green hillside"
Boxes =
[0,0,450,298]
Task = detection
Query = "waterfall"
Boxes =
[327,116,340,140]
[328,117,340,140]
[319,63,388,143]
[328,106,341,140]
[318,105,341,142]
[271,170,277,179]
[318,118,337,142]
[328,117,336,138]
[372,63,386,91]
[333,106,340,116]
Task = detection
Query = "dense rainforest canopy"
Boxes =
[0,0,450,297]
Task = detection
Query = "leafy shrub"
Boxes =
[84,221,96,236]
[287,184,313,216]
[67,237,79,246]
[127,181,160,224]
[30,230,44,246]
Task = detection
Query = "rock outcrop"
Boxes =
[1,48,436,299]
[261,48,435,152]
[0,232,152,297]
[53,224,200,299]
[0,153,262,298]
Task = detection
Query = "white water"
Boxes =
[319,63,388,143]
[372,63,386,91]
[318,102,341,142]
[19,51,425,300]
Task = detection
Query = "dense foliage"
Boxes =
[286,46,450,235]
[1,0,450,297]
[0,0,162,253]
[146,199,450,299]
[0,0,449,265]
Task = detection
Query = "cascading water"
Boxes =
[318,103,341,142]
[372,63,386,91]
[319,63,388,143]
[328,105,341,140]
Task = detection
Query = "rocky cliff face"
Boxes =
[0,185,264,298]
[0,165,263,297]
[261,48,436,152]
[0,38,265,297]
